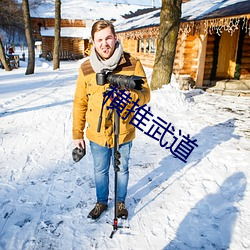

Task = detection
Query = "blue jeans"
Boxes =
[90,141,132,205]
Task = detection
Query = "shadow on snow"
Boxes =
[127,118,243,248]
[164,172,247,249]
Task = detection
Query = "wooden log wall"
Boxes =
[72,38,88,55]
[120,39,137,54]
[134,53,156,68]
[183,35,198,79]
[173,34,199,80]
[61,38,74,52]
[32,18,86,29]
[120,31,200,77]
[41,37,53,58]
[173,34,185,75]
[41,37,86,58]
[120,38,156,68]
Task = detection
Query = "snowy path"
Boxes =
[0,59,250,249]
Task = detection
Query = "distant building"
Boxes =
[30,1,151,60]
[31,18,92,60]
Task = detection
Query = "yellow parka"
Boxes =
[72,52,150,148]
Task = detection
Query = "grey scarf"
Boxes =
[90,41,123,73]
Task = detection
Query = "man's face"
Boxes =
[93,27,117,60]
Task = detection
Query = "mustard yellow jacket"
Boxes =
[72,52,150,148]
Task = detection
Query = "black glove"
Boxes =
[72,146,86,162]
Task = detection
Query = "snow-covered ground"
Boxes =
[0,49,250,250]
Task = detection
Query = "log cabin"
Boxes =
[115,0,250,91]
[31,18,92,60]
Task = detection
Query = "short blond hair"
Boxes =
[91,20,116,40]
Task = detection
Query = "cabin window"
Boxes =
[150,38,155,53]
[137,39,143,53]
[137,38,156,54]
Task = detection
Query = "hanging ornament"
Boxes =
[179,15,250,37]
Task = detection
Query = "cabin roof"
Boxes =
[40,27,91,39]
[115,0,250,32]
[30,0,151,20]
[115,8,160,33]
[182,0,250,21]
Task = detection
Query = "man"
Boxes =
[72,20,150,220]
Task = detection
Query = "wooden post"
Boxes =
[195,32,207,88]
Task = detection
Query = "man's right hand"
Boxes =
[72,139,86,162]
[74,139,85,149]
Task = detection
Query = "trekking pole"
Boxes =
[110,107,121,238]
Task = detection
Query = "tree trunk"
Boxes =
[0,37,11,71]
[53,0,61,70]
[22,0,35,75]
[151,0,182,90]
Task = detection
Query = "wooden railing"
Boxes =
[46,51,83,61]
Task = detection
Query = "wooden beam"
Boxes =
[195,32,207,87]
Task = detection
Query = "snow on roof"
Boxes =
[182,0,250,21]
[114,0,250,32]
[30,0,151,20]
[40,27,91,39]
[114,8,160,32]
